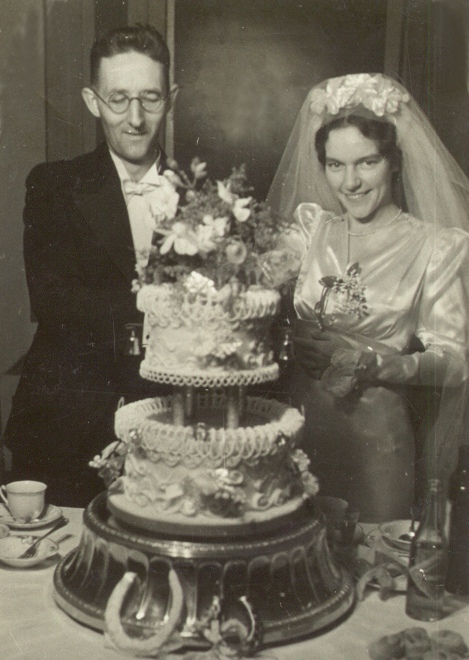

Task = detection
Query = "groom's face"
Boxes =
[85,51,171,170]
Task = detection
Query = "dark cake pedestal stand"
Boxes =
[54,493,354,653]
[54,364,355,656]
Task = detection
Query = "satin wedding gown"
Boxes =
[289,203,468,522]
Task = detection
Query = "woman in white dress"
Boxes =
[268,74,469,522]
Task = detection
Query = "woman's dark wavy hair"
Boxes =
[90,24,170,91]
[315,114,402,172]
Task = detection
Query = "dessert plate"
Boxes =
[0,503,63,529]
[0,534,58,568]
[379,519,413,553]
[364,528,409,558]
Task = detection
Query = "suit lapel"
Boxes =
[73,145,136,284]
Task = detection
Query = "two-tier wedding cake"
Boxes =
[53,160,354,660]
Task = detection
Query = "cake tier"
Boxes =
[139,362,279,387]
[112,394,312,530]
[54,493,355,655]
[137,284,280,383]
[108,492,305,536]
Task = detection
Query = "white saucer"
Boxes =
[379,519,413,553]
[364,528,409,558]
[0,534,59,568]
[0,504,63,529]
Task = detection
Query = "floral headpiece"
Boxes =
[310,73,410,118]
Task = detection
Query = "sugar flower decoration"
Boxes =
[184,271,217,296]
[190,157,208,180]
[159,221,198,256]
[195,214,229,253]
[146,175,180,225]
[217,180,252,222]
[225,240,248,265]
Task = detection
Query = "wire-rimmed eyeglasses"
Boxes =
[92,89,168,114]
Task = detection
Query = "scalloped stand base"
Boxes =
[54,493,355,649]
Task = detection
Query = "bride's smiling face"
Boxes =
[324,125,394,223]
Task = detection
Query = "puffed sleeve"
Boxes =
[414,227,469,385]
[370,228,469,387]
[278,202,334,261]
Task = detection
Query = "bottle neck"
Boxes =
[417,479,446,539]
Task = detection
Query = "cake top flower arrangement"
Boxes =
[133,158,298,294]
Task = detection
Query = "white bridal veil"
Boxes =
[268,73,469,483]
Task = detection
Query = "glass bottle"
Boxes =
[405,478,448,621]
[445,445,469,595]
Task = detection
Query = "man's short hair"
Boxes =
[90,24,170,90]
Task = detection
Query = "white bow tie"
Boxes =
[122,179,161,198]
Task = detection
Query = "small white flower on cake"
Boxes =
[216,180,252,222]
[146,175,180,225]
[158,221,198,256]
[211,341,242,360]
[190,157,207,180]
[291,449,309,470]
[193,337,218,359]
[89,440,120,468]
[302,472,320,497]
[195,215,229,253]
[214,468,244,489]
[225,240,248,265]
[162,482,185,502]
[184,271,217,296]
[291,449,320,496]
[162,169,184,188]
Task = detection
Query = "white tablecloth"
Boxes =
[1,507,468,660]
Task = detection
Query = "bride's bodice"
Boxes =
[293,203,468,357]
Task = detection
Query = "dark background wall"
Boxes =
[400,0,469,176]
[174,0,388,197]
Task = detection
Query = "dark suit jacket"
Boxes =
[4,143,167,505]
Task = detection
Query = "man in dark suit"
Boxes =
[3,25,177,506]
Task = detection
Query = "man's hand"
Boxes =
[293,329,353,379]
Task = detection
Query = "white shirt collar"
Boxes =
[109,150,162,203]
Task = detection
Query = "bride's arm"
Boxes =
[363,228,469,387]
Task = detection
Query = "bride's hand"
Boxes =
[354,353,419,384]
[370,354,419,384]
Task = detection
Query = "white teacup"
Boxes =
[0,481,47,522]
